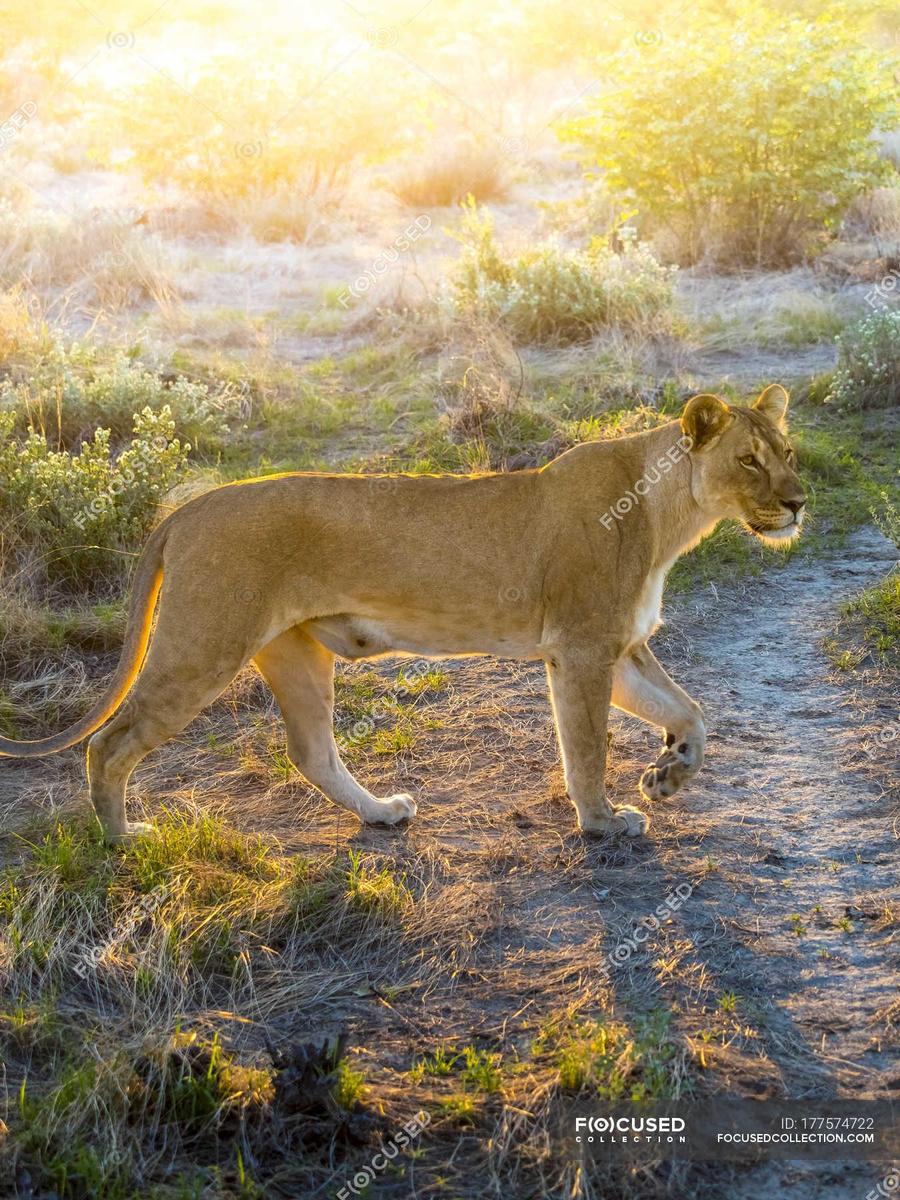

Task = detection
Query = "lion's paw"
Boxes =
[640,732,703,800]
[106,820,154,846]
[579,805,649,837]
[368,793,417,825]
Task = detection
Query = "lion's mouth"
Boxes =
[746,518,802,543]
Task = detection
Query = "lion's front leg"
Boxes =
[612,645,706,801]
[546,651,649,836]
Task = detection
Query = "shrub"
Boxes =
[829,310,900,409]
[0,405,188,587]
[0,343,234,452]
[102,57,401,201]
[446,199,674,343]
[560,11,899,266]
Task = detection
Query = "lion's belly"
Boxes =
[627,569,665,650]
[302,613,543,661]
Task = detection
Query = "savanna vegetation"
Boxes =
[0,0,897,1196]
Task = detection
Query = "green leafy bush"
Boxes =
[446,199,674,343]
[0,343,233,452]
[0,406,188,586]
[561,11,898,266]
[829,310,900,409]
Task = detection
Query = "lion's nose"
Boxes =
[782,497,805,516]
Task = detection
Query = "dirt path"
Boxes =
[573,523,899,1198]
[655,526,898,1089]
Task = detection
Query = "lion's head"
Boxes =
[681,384,806,545]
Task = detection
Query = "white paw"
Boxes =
[106,820,154,846]
[369,793,417,825]
[579,805,649,837]
[614,805,650,836]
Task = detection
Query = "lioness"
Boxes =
[0,386,805,843]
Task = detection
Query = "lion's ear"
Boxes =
[752,384,789,430]
[680,394,732,450]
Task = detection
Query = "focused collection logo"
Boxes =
[575,1115,687,1145]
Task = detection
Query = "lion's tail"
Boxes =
[0,520,169,758]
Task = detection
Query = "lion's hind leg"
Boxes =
[88,617,254,843]
[612,646,706,801]
[253,626,416,826]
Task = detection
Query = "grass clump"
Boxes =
[0,207,178,314]
[345,848,411,915]
[152,1030,275,1128]
[390,138,508,208]
[10,1031,274,1200]
[409,1042,504,1128]
[828,310,900,409]
[829,572,899,669]
[126,810,274,894]
[1,813,413,998]
[409,1045,459,1081]
[446,199,674,344]
[332,1058,366,1110]
[827,491,899,670]
[459,1045,503,1094]
[438,1093,478,1125]
[535,1009,688,1103]
[409,1042,501,1092]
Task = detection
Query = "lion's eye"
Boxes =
[739,454,758,469]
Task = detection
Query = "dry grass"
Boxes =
[0,808,436,1194]
[136,182,345,246]
[844,185,900,244]
[0,207,181,318]
[1,782,705,1196]
[389,138,510,209]
[0,643,697,1195]
[682,269,861,354]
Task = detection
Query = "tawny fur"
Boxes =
[0,386,806,843]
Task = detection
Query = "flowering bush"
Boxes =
[829,310,900,409]
[0,343,235,452]
[447,199,675,343]
[0,406,188,587]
